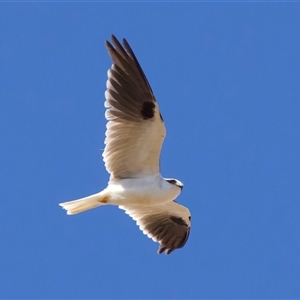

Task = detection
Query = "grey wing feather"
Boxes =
[120,201,191,255]
[142,214,190,254]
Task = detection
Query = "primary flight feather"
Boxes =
[59,35,191,255]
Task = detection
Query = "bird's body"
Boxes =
[105,175,183,206]
[59,35,191,255]
[62,175,182,211]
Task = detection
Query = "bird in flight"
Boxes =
[59,35,191,255]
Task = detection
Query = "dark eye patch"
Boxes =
[167,179,177,185]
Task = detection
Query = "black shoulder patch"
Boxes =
[170,216,188,227]
[141,101,155,120]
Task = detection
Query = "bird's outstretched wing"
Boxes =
[120,201,191,255]
[104,35,166,181]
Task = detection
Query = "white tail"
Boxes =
[59,193,106,215]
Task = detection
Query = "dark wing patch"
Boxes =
[170,216,188,226]
[140,214,190,255]
[141,101,155,119]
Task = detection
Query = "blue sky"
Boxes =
[1,2,300,299]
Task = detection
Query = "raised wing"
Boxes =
[104,35,166,181]
[120,201,191,255]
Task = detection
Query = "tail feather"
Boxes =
[59,193,104,215]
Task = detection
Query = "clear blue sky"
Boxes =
[1,3,300,299]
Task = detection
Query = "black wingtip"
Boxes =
[105,39,111,48]
[111,34,120,48]
[157,247,165,255]
[157,246,175,255]
[111,34,117,43]
[105,35,118,50]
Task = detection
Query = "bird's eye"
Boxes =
[167,179,177,185]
